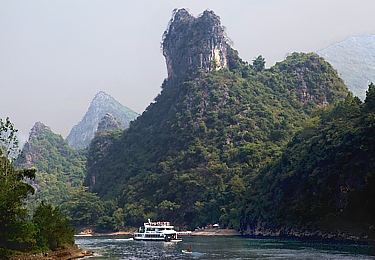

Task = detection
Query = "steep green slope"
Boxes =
[244,86,375,240]
[85,8,348,230]
[0,119,75,256]
[16,122,86,211]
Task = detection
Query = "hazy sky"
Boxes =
[1,0,375,140]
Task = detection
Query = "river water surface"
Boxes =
[75,235,375,259]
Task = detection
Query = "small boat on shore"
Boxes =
[133,219,182,242]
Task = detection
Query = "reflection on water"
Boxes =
[75,235,375,259]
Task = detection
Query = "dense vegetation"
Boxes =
[9,10,375,245]
[0,118,74,257]
[15,122,87,214]
[59,186,125,233]
[85,51,349,230]
[15,120,127,233]
[244,85,375,236]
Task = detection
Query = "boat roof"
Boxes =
[144,221,173,227]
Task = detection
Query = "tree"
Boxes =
[364,82,375,112]
[0,117,21,161]
[60,187,105,226]
[252,55,266,72]
[0,117,76,256]
[0,118,36,256]
[32,202,75,251]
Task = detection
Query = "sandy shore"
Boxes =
[191,229,240,236]
[75,230,132,237]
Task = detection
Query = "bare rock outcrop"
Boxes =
[162,8,230,81]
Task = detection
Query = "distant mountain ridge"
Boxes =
[66,91,139,149]
[316,34,375,100]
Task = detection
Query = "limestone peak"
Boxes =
[162,8,230,81]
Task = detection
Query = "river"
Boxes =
[75,235,375,259]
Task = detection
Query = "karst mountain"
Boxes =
[66,91,138,149]
[84,9,351,232]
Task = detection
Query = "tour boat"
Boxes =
[133,219,182,242]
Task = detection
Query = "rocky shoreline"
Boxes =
[243,223,375,246]
[4,245,93,260]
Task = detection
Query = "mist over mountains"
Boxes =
[66,91,139,149]
[317,34,375,100]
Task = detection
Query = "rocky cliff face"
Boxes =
[85,113,123,191]
[66,91,138,149]
[97,113,123,132]
[162,9,230,81]
[21,122,53,169]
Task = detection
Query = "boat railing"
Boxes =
[145,221,171,226]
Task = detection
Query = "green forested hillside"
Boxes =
[16,122,86,212]
[86,50,348,229]
[244,85,375,237]
[10,9,375,244]
[0,118,75,257]
[15,120,127,233]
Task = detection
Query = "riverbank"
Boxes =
[4,245,93,260]
[75,230,131,237]
[191,228,240,236]
[75,228,239,237]
[243,221,375,246]
[74,227,134,237]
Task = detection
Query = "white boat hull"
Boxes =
[133,237,182,242]
[133,233,181,242]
